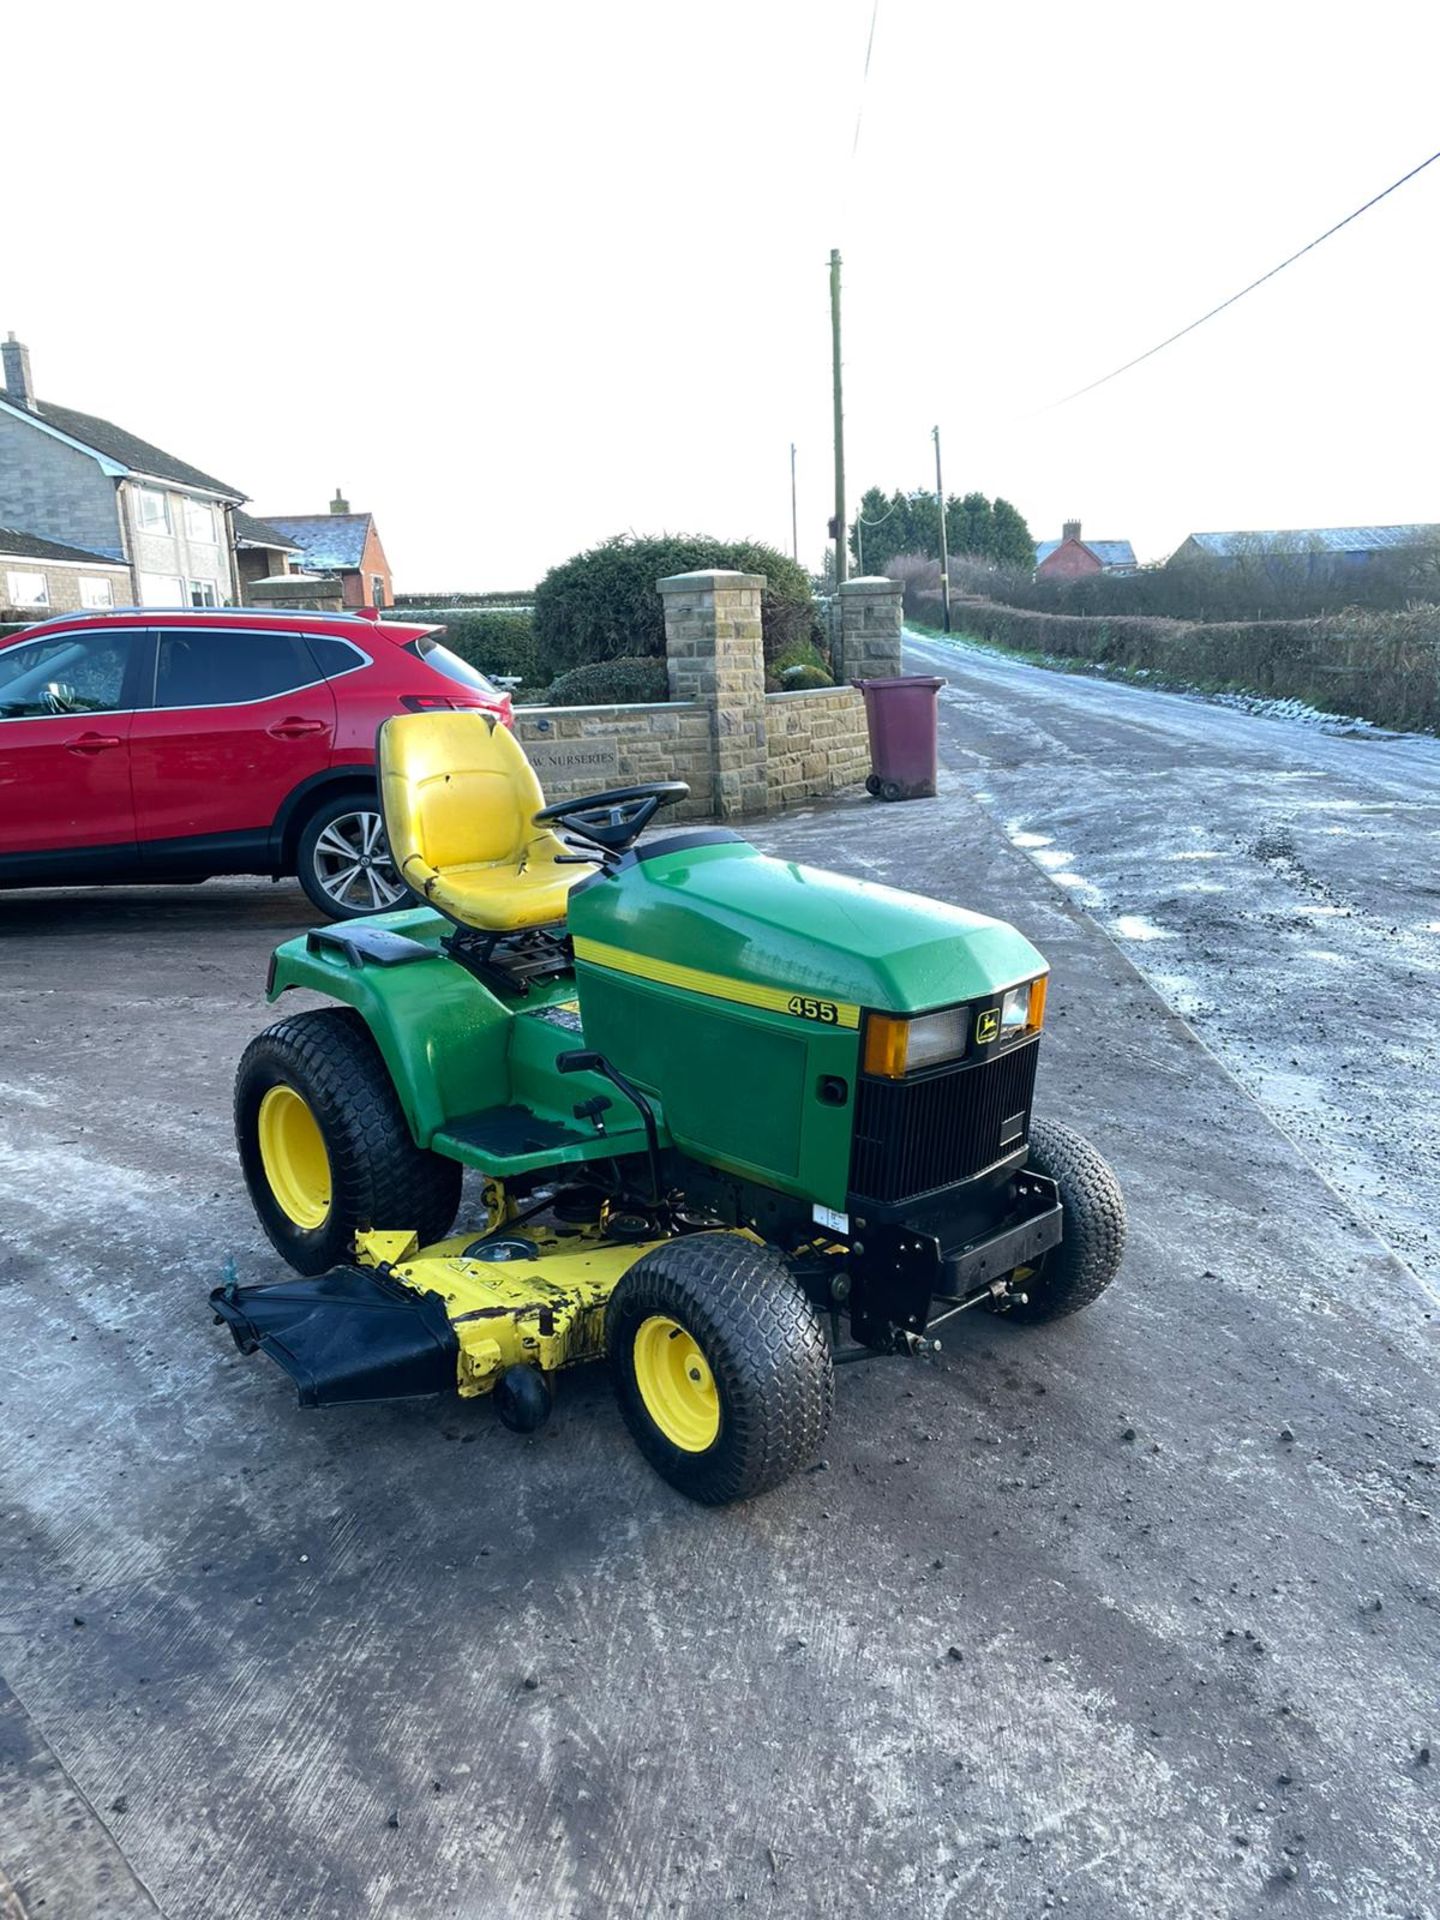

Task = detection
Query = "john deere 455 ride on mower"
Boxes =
[214,711,1125,1504]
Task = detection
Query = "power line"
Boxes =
[850,0,880,161]
[1041,147,1440,412]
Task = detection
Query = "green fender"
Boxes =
[266,915,509,1147]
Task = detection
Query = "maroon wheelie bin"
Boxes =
[854,674,945,800]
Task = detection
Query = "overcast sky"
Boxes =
[9,0,1438,586]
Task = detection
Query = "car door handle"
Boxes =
[65,732,123,755]
[267,718,329,739]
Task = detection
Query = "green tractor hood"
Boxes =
[568,835,1047,1208]
[569,834,1046,1017]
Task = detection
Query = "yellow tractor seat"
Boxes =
[378,711,593,933]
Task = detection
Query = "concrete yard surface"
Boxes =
[1,667,1438,1917]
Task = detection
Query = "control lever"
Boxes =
[572,1094,613,1136]
[557,1049,662,1200]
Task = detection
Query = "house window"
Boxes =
[79,575,115,608]
[139,571,183,606]
[5,570,49,607]
[188,579,221,608]
[371,574,386,608]
[184,500,217,544]
[134,487,170,532]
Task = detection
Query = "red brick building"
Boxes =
[1035,520,1136,580]
[263,491,394,608]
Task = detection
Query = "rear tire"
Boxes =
[607,1233,833,1504]
[235,1008,462,1275]
[995,1118,1126,1323]
[295,793,407,920]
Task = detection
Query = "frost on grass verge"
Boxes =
[906,625,1401,738]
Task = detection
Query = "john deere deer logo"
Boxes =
[976,1008,1000,1044]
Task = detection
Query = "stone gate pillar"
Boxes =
[658,569,768,819]
[835,575,904,681]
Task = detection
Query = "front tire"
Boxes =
[295,794,407,920]
[235,1008,462,1274]
[607,1234,833,1504]
[996,1118,1126,1323]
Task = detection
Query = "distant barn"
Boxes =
[1170,524,1439,572]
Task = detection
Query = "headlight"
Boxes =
[863,980,1048,1077]
[999,983,1030,1034]
[999,977,1048,1038]
[863,1007,969,1078]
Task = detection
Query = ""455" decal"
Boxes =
[787,994,841,1024]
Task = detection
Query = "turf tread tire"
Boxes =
[607,1233,833,1504]
[998,1118,1125,1323]
[235,1008,462,1275]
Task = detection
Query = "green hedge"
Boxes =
[919,595,1440,733]
[777,662,834,690]
[534,534,821,676]
[393,590,534,610]
[543,654,670,706]
[402,608,540,683]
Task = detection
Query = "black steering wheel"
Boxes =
[534,782,689,854]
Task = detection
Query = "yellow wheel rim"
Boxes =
[257,1085,332,1230]
[633,1315,720,1453]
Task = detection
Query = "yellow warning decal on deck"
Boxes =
[572,938,861,1029]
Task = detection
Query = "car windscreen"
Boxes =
[405,633,502,699]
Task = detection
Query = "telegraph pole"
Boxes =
[932,423,951,631]
[830,249,847,585]
[790,442,798,561]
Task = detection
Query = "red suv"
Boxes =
[0,607,512,918]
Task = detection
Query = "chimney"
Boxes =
[3,333,34,408]
[329,487,350,515]
[1062,518,1081,544]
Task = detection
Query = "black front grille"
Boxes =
[850,1038,1039,1202]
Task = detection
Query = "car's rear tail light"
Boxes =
[399,693,466,712]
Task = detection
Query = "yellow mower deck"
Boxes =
[353,1223,675,1397]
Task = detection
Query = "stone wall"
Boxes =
[509,566,901,824]
[659,570,770,818]
[765,686,868,808]
[833,575,904,682]
[515,701,715,820]
[247,574,347,611]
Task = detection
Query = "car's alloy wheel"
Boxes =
[308,809,405,914]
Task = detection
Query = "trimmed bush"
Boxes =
[771,635,832,676]
[778,663,834,689]
[534,534,821,675]
[543,654,670,707]
[403,608,540,684]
